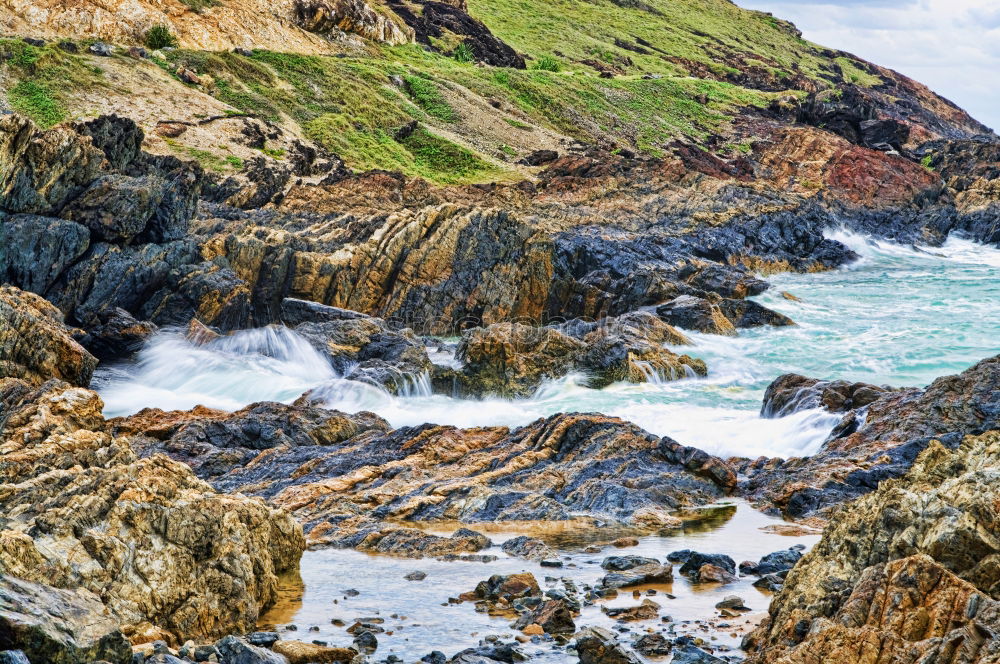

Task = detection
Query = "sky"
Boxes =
[735,0,1000,131]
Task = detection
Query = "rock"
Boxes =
[154,122,189,138]
[356,527,490,558]
[632,633,671,656]
[0,213,91,294]
[391,0,526,67]
[0,286,97,386]
[600,561,673,590]
[247,633,280,648]
[752,574,783,592]
[271,639,355,663]
[755,548,802,575]
[474,574,540,603]
[404,571,427,581]
[717,298,794,328]
[204,412,735,546]
[574,627,643,664]
[671,638,725,664]
[512,599,576,634]
[500,536,557,562]
[176,66,202,85]
[89,41,114,56]
[745,430,1000,664]
[352,630,377,653]
[760,373,890,417]
[611,537,640,548]
[519,150,558,166]
[0,652,30,664]
[696,564,737,584]
[742,354,1000,517]
[601,555,660,571]
[215,636,289,664]
[77,307,157,360]
[0,381,306,641]
[714,595,749,611]
[294,0,412,45]
[0,575,132,664]
[677,552,737,576]
[656,295,737,336]
[604,598,660,621]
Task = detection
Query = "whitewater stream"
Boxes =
[93,231,1000,661]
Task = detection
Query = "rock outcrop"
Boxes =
[120,406,736,547]
[740,354,1000,517]
[745,430,1000,664]
[0,286,97,387]
[0,379,305,643]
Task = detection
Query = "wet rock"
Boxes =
[247,633,280,648]
[215,636,289,664]
[656,295,737,336]
[683,263,768,299]
[271,639,355,663]
[404,571,428,581]
[207,413,735,546]
[357,527,490,558]
[77,307,157,360]
[0,575,132,664]
[754,548,802,575]
[0,286,97,386]
[512,599,576,634]
[0,652,30,664]
[574,626,643,664]
[473,574,540,603]
[677,552,737,576]
[604,598,660,622]
[717,298,794,328]
[760,373,890,417]
[601,555,660,571]
[671,638,725,664]
[742,354,1000,516]
[0,381,305,641]
[695,564,737,584]
[353,630,377,653]
[745,430,1000,663]
[632,633,671,656]
[752,574,784,592]
[600,560,673,590]
[714,595,749,611]
[501,536,558,562]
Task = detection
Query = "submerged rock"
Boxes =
[656,295,737,336]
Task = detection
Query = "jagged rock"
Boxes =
[0,381,305,641]
[600,557,673,589]
[745,430,1000,664]
[500,536,557,562]
[753,574,784,592]
[696,564,737,584]
[676,551,737,576]
[741,354,1000,517]
[473,573,540,603]
[604,598,660,621]
[671,638,725,664]
[115,400,390,478]
[200,412,735,546]
[519,150,558,166]
[755,548,803,575]
[356,527,490,558]
[0,286,97,386]
[0,213,90,294]
[215,636,288,664]
[656,295,737,336]
[0,576,132,664]
[294,0,412,44]
[0,652,30,664]
[633,633,672,656]
[511,599,576,634]
[761,373,891,417]
[575,627,643,664]
[717,298,794,328]
[76,307,157,360]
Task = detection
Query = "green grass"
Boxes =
[145,25,178,50]
[0,39,106,127]
[400,128,499,183]
[403,74,457,122]
[835,57,883,87]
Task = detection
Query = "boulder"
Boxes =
[215,636,289,664]
[575,627,642,664]
[271,639,355,663]
[603,598,660,622]
[511,598,576,634]
[0,213,90,294]
[76,307,157,360]
[656,295,737,336]
[0,575,132,664]
[717,298,794,328]
[760,373,890,417]
[0,286,97,386]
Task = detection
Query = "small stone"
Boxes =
[522,623,544,636]
[404,571,427,581]
[612,537,640,548]
[89,41,114,56]
[714,595,749,611]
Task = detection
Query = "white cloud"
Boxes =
[736,0,1000,132]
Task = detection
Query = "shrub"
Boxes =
[145,25,178,50]
[532,55,561,72]
[453,42,474,64]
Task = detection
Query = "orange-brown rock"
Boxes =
[0,286,97,387]
[272,639,357,663]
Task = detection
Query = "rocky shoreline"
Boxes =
[2,3,1000,660]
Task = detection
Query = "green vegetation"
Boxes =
[453,43,474,64]
[402,74,458,122]
[145,25,178,50]
[0,39,105,127]
[921,154,934,170]
[400,128,499,182]
[835,57,883,87]
[164,140,244,173]
[532,55,562,72]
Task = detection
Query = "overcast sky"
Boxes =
[735,0,999,131]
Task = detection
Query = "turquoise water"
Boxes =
[95,231,1000,459]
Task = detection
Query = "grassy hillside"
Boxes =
[0,0,890,183]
